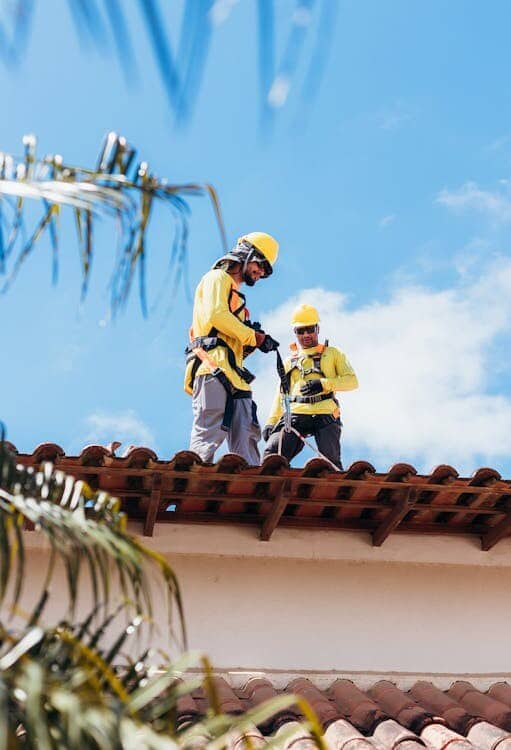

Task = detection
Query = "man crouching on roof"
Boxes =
[262,304,358,470]
[184,232,280,465]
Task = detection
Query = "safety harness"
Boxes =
[285,342,338,407]
[185,287,256,431]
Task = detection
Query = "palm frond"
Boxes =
[0,1,337,125]
[0,431,324,747]
[0,133,227,314]
[0,436,185,647]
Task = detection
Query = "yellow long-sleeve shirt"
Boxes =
[184,269,257,394]
[266,344,358,425]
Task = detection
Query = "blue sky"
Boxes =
[1,1,510,476]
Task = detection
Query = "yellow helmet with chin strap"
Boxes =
[213,231,279,281]
[291,304,320,328]
[238,232,279,267]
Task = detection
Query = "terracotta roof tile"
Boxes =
[287,678,340,726]
[174,677,511,745]
[32,442,65,463]
[242,677,301,732]
[273,721,315,749]
[420,723,473,750]
[329,679,388,733]
[176,692,200,730]
[448,683,511,731]
[225,725,266,749]
[121,446,158,467]
[372,718,425,750]
[10,443,511,546]
[409,681,478,735]
[324,718,377,749]
[368,681,437,734]
[79,444,110,466]
[467,721,511,750]
[211,677,244,715]
[488,683,511,707]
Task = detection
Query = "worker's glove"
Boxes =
[244,322,264,356]
[245,320,263,333]
[258,334,280,353]
[262,424,274,441]
[300,379,323,396]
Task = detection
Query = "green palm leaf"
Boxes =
[0,133,227,315]
[0,432,323,747]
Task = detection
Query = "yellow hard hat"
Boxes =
[238,232,279,267]
[291,304,320,328]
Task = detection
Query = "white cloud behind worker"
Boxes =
[184,232,280,464]
[263,304,358,469]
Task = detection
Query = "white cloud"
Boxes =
[379,214,396,228]
[377,102,414,131]
[50,343,84,375]
[485,135,511,154]
[252,259,511,474]
[437,181,511,223]
[209,0,240,26]
[81,410,155,449]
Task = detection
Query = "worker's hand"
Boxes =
[254,331,266,348]
[262,424,274,441]
[258,334,280,353]
[300,379,323,396]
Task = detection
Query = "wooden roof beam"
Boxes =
[260,480,291,541]
[143,472,162,537]
[481,499,511,550]
[372,487,417,547]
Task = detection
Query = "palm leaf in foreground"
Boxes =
[0,435,324,747]
[0,132,227,314]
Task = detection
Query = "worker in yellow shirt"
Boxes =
[262,304,358,469]
[185,232,280,464]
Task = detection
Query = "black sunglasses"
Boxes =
[250,248,273,277]
[295,325,317,335]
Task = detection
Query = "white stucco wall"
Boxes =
[20,524,511,680]
[175,554,511,675]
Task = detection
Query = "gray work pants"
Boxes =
[189,375,261,465]
[263,414,342,469]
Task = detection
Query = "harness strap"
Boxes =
[186,335,255,386]
[289,345,328,379]
[192,346,254,432]
[289,392,335,405]
[228,287,247,317]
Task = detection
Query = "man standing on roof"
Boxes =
[185,232,280,465]
[262,304,358,470]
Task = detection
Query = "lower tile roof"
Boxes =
[10,443,511,547]
[180,676,511,748]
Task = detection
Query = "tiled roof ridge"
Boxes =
[6,441,509,482]
[196,670,511,692]
[10,443,511,546]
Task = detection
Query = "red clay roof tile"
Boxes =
[448,683,511,731]
[287,678,340,727]
[174,677,511,745]
[10,443,511,545]
[409,681,478,735]
[329,680,388,733]
[372,718,425,750]
[368,681,437,734]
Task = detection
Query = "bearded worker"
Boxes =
[185,232,280,464]
[262,304,358,470]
